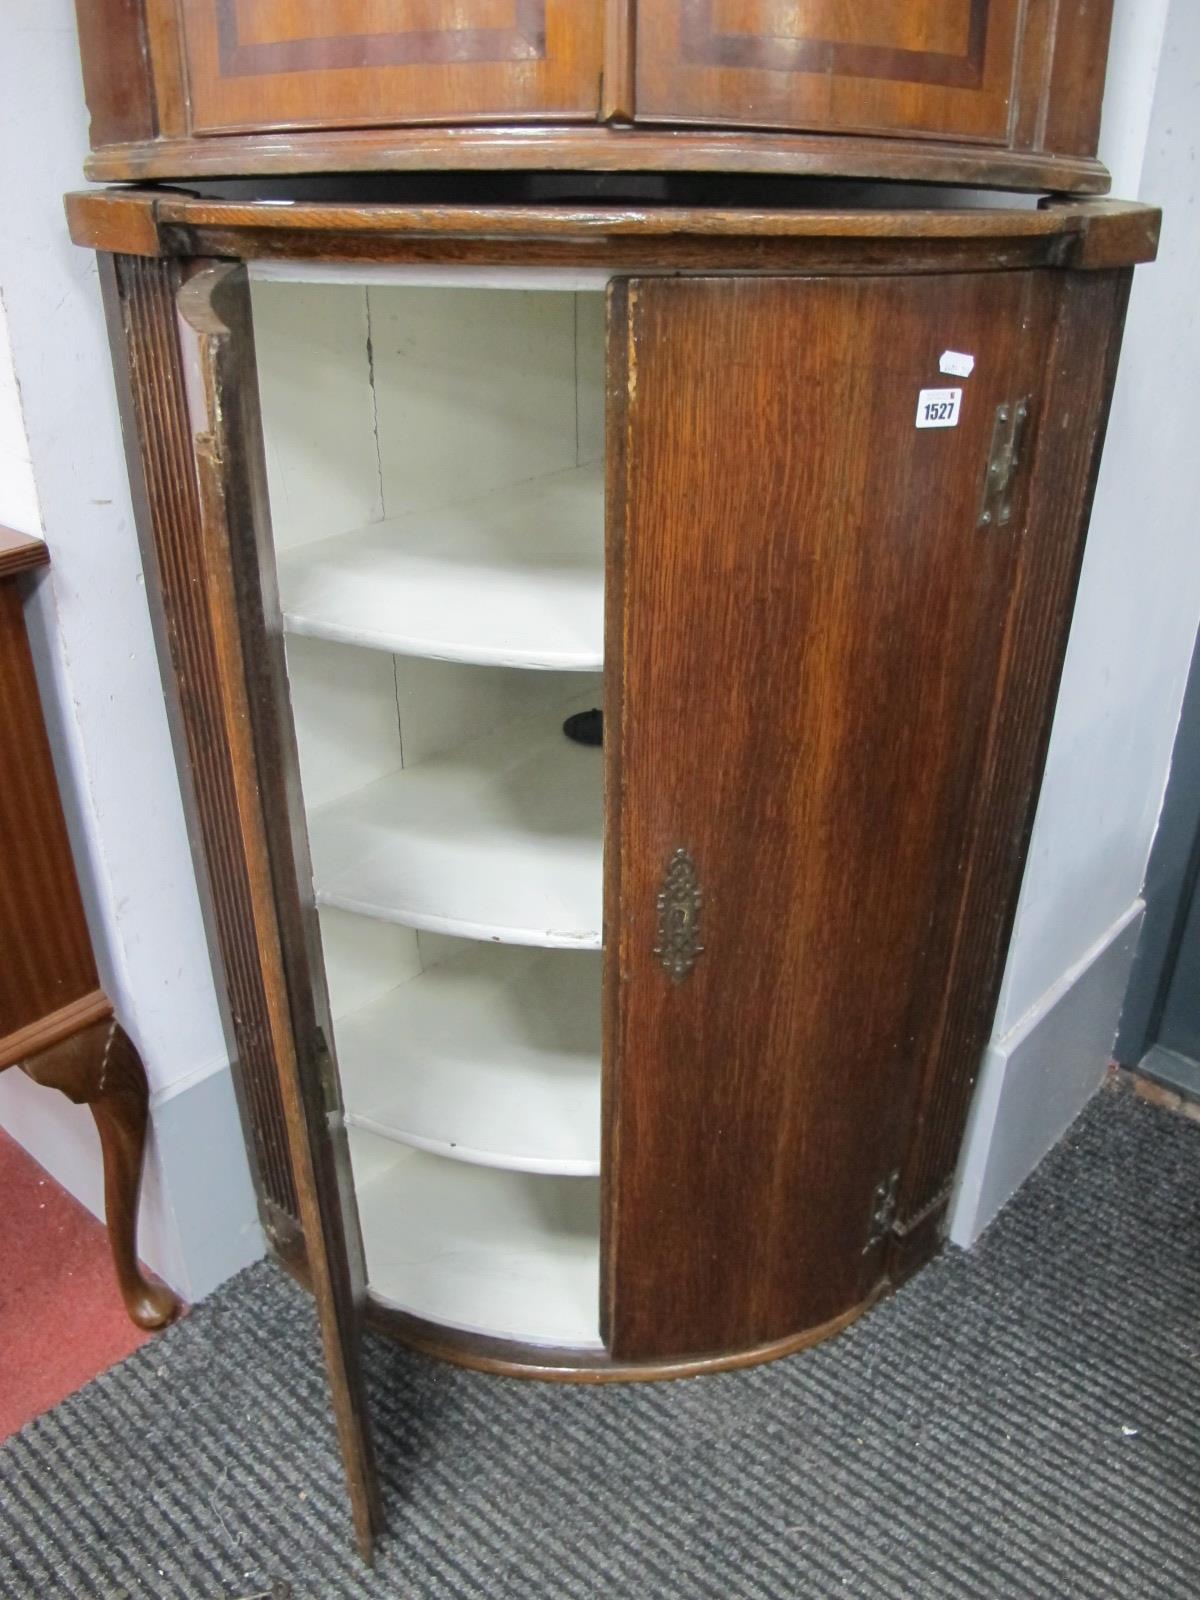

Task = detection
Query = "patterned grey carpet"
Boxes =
[3,1082,1198,1600]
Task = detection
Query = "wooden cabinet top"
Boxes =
[65,189,1160,277]
[0,527,49,582]
[76,1,1115,193]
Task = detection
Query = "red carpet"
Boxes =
[0,1127,153,1439]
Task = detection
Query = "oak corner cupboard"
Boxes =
[75,0,1115,193]
[67,185,1158,1559]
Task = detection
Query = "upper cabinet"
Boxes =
[179,1,606,134]
[635,0,1021,143]
[75,0,1115,191]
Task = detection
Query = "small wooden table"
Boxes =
[0,526,177,1329]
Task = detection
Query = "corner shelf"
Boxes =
[308,697,603,947]
[338,944,601,1175]
[350,1130,602,1349]
[278,461,604,670]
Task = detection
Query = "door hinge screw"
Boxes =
[864,1169,901,1252]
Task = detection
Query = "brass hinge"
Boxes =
[863,1169,901,1252]
[313,1025,340,1119]
[979,397,1031,529]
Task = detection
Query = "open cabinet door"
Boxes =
[101,256,382,1558]
[602,270,1063,1362]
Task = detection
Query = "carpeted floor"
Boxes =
[2,1081,1197,1600]
[0,1128,151,1440]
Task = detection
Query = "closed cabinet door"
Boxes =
[635,0,1022,142]
[603,270,1056,1362]
[179,1,606,135]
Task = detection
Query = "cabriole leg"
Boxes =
[20,1019,180,1330]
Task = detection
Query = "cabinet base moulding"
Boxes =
[271,1213,892,1381]
[82,128,1112,197]
[369,1283,891,1383]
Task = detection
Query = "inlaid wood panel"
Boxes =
[180,0,606,134]
[604,270,1057,1361]
[636,0,1021,142]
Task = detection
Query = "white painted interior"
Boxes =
[337,942,601,1175]
[349,1129,602,1348]
[251,263,613,292]
[0,0,260,1303]
[955,0,1200,1240]
[251,282,382,551]
[308,686,604,946]
[279,461,604,670]
[266,282,606,679]
[256,279,606,1337]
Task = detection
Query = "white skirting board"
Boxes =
[0,1057,263,1302]
[948,899,1145,1248]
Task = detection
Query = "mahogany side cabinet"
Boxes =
[67,187,1157,1558]
[75,0,1116,194]
[0,526,178,1331]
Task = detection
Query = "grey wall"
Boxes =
[952,0,1200,1242]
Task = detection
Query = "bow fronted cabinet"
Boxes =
[78,1,1116,193]
[67,188,1158,1557]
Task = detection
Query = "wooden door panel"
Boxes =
[180,0,605,134]
[604,271,1056,1361]
[168,262,383,1555]
[636,0,1020,142]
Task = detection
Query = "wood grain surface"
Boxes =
[64,190,1161,273]
[889,267,1134,1265]
[73,0,157,147]
[603,270,1058,1360]
[0,580,100,1054]
[179,0,606,134]
[20,1020,180,1329]
[0,544,176,1332]
[73,1,1115,184]
[635,0,1020,142]
[0,527,49,581]
[362,1285,883,1381]
[99,253,302,1233]
[70,210,1144,1582]
[80,122,1111,191]
[1041,0,1116,158]
[174,261,383,1558]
